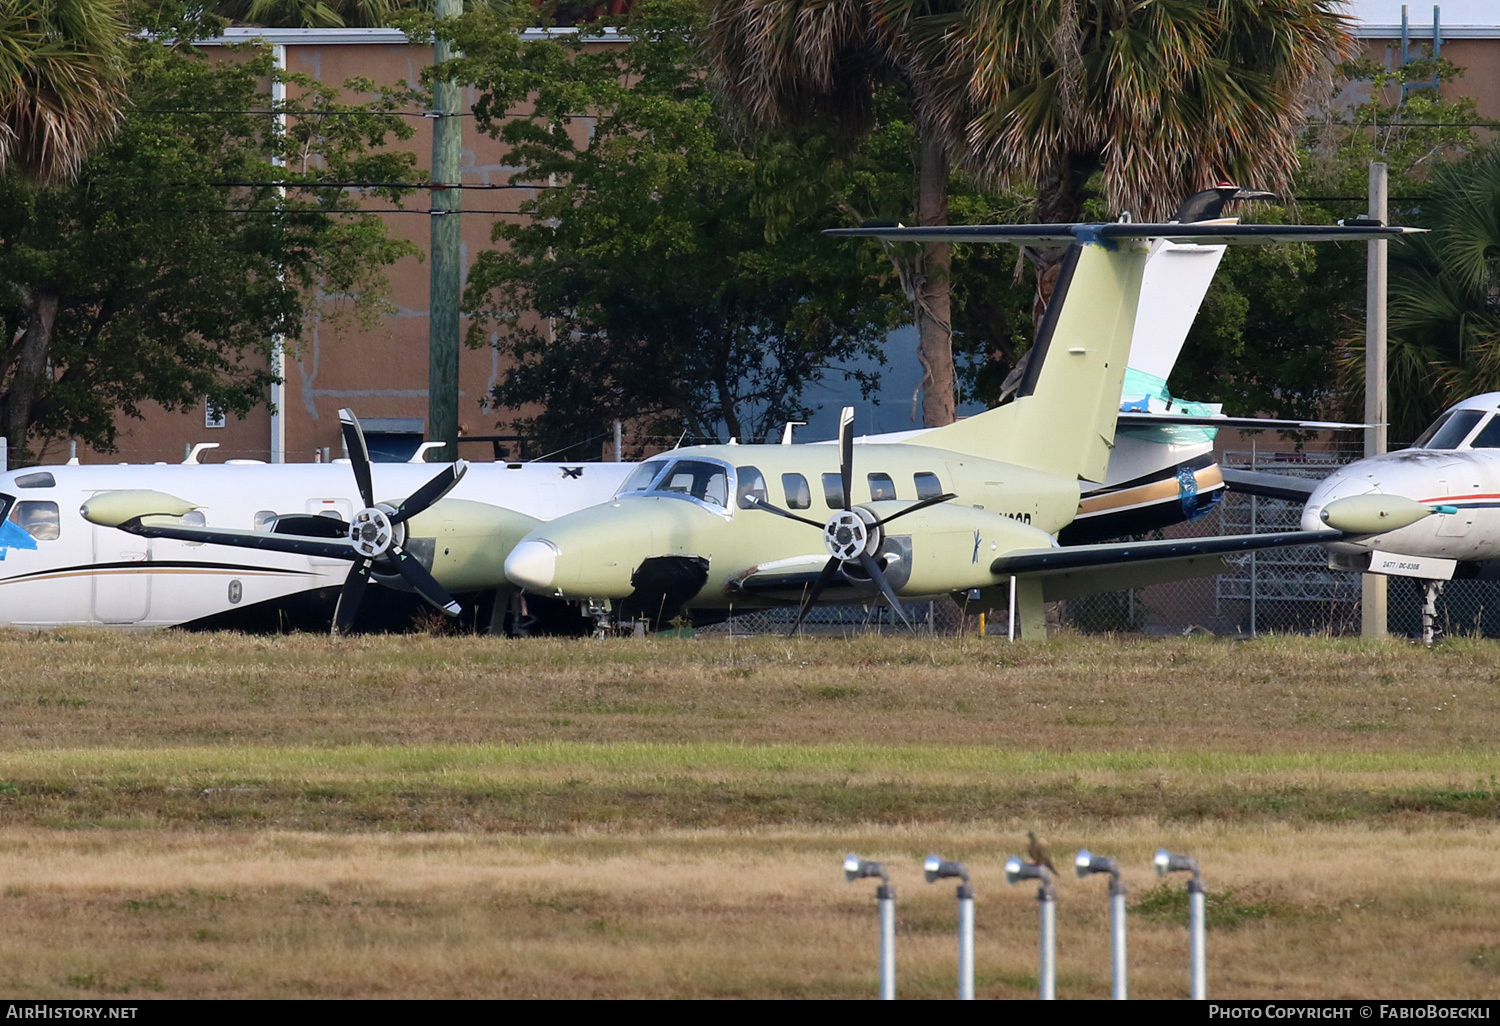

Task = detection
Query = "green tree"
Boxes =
[705,0,979,429]
[452,0,903,454]
[0,0,128,184]
[0,7,418,457]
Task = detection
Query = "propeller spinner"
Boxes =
[747,406,956,635]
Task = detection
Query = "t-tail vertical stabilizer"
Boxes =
[915,241,1147,481]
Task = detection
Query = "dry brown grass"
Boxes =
[1,822,1498,999]
[2,630,1499,997]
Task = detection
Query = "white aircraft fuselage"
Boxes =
[0,460,633,628]
[1303,393,1500,566]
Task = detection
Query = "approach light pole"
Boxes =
[1005,855,1056,1000]
[923,854,974,999]
[1363,161,1389,637]
[844,854,895,999]
[1155,848,1206,999]
[428,0,464,462]
[1076,849,1128,999]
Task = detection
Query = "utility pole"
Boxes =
[1363,162,1389,637]
[428,0,463,462]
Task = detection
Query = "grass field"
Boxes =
[1,630,1498,998]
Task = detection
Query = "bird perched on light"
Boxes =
[1027,831,1057,874]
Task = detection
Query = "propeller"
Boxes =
[746,406,957,635]
[327,408,467,633]
[107,409,468,635]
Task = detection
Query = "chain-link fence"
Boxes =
[1070,446,1500,640]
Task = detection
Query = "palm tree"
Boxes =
[0,0,127,184]
[706,0,973,427]
[1348,152,1500,443]
[706,1,1352,421]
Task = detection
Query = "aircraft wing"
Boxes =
[826,223,1424,246]
[1219,468,1321,503]
[1117,413,1365,431]
[115,517,358,561]
[991,529,1340,578]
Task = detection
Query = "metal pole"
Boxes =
[0,436,8,472]
[877,884,896,1000]
[1008,575,1017,641]
[1363,161,1390,637]
[269,44,287,465]
[612,419,622,461]
[428,0,464,462]
[957,883,974,1000]
[1038,881,1056,1000]
[1109,877,1128,1000]
[1188,878,1207,1000]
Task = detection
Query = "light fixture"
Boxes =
[923,854,974,1000]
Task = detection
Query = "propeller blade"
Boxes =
[339,408,375,510]
[388,460,468,525]
[838,406,854,511]
[332,558,373,635]
[873,492,959,527]
[857,551,915,632]
[786,556,843,637]
[118,517,356,560]
[389,544,462,616]
[748,496,826,530]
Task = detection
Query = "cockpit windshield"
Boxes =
[615,460,667,497]
[612,458,732,510]
[1413,409,1486,450]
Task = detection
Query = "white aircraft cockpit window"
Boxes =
[253,510,277,531]
[821,473,843,507]
[616,460,667,497]
[659,460,730,509]
[782,473,812,510]
[1468,415,1500,449]
[1414,409,1485,450]
[9,501,59,541]
[914,472,943,500]
[735,466,769,509]
[14,472,54,489]
[867,473,897,501]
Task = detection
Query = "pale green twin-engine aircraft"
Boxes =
[84,218,1420,637]
[500,219,1421,636]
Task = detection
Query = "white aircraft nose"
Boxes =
[506,539,559,591]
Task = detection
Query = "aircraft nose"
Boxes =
[505,539,559,591]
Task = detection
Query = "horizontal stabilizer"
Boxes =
[991,528,1340,577]
[1220,468,1319,503]
[1118,413,1366,430]
[825,223,1423,246]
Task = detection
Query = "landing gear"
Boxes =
[1421,579,1445,647]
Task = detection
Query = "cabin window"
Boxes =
[782,473,811,510]
[867,473,897,501]
[179,510,206,546]
[9,501,59,540]
[659,459,729,509]
[14,472,54,489]
[914,471,943,500]
[1469,416,1500,449]
[821,472,844,508]
[735,466,769,509]
[253,510,277,531]
[1415,409,1484,450]
[615,460,667,497]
